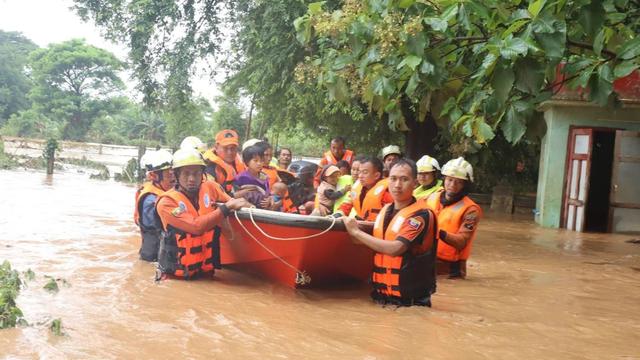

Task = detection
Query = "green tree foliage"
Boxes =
[211,95,246,137]
[295,0,640,153]
[0,31,38,125]
[28,39,125,140]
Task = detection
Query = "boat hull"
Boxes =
[220,208,374,288]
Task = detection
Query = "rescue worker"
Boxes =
[155,148,250,279]
[203,129,246,194]
[180,136,207,154]
[315,136,355,187]
[413,155,443,199]
[344,159,437,307]
[336,157,393,221]
[424,157,482,279]
[134,149,175,262]
[277,147,292,170]
[381,145,402,178]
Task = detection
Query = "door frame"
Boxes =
[608,130,640,232]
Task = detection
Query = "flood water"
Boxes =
[1,169,639,359]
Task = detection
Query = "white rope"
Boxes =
[245,207,337,240]
[233,211,312,285]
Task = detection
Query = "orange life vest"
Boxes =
[262,166,281,189]
[203,150,246,193]
[425,190,482,262]
[134,181,165,226]
[322,149,355,166]
[134,181,166,261]
[156,182,223,279]
[352,178,389,221]
[282,192,298,213]
[371,202,437,301]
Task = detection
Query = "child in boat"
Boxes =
[270,182,289,212]
[311,165,350,216]
[234,145,276,209]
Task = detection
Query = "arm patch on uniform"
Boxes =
[407,217,422,230]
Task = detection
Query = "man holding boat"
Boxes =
[344,159,438,307]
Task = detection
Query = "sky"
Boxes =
[0,0,222,101]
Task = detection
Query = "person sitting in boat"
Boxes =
[381,145,402,178]
[276,147,292,170]
[333,160,355,213]
[270,182,294,212]
[288,164,317,214]
[202,129,246,194]
[413,155,443,199]
[335,157,393,221]
[343,159,437,307]
[311,165,349,216]
[255,141,282,189]
[155,148,250,280]
[134,149,175,262]
[423,157,482,279]
[233,145,279,210]
[314,136,355,187]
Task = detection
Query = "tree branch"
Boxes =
[567,39,616,59]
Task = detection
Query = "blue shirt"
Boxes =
[140,193,162,231]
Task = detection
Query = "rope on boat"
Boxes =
[232,209,340,286]
[246,207,337,240]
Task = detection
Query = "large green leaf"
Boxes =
[515,58,544,94]
[578,0,605,38]
[618,37,640,60]
[308,2,325,15]
[588,64,613,105]
[397,55,422,71]
[528,0,547,18]
[500,36,528,59]
[372,76,395,97]
[474,118,495,144]
[614,61,639,78]
[405,72,419,96]
[491,63,515,104]
[423,17,447,32]
[406,33,427,56]
[501,104,527,144]
[398,0,415,9]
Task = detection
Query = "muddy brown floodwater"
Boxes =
[1,169,639,359]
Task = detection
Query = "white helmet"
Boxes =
[140,150,154,170]
[416,155,440,173]
[180,136,206,153]
[381,145,402,159]
[441,157,474,182]
[242,138,262,151]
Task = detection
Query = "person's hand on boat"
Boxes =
[226,198,251,210]
[259,197,273,209]
[343,216,361,237]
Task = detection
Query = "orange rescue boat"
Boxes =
[220,208,374,288]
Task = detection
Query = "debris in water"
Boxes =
[43,278,59,293]
[22,269,35,282]
[625,238,640,244]
[0,261,25,329]
[49,318,64,336]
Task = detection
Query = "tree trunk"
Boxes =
[400,97,438,160]
[245,96,254,140]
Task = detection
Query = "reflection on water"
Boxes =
[1,169,639,359]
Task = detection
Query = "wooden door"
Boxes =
[609,131,640,233]
[563,128,593,231]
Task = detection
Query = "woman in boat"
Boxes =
[343,159,437,307]
[413,155,443,199]
[233,145,278,210]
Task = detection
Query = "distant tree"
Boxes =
[0,31,38,125]
[211,95,246,138]
[28,39,125,140]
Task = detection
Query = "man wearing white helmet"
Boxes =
[134,149,175,262]
[381,145,402,178]
[424,157,482,279]
[180,136,207,153]
[413,155,443,199]
[155,148,250,279]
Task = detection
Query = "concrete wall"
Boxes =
[535,101,640,228]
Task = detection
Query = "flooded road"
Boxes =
[1,169,639,359]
